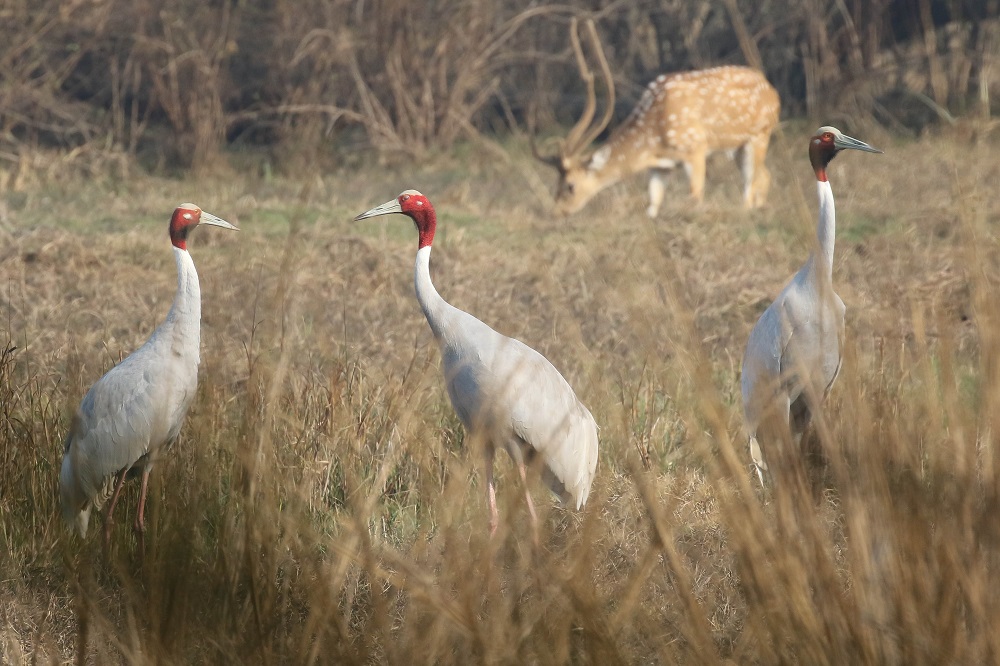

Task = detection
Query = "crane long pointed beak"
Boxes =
[199,211,239,230]
[834,133,882,154]
[355,199,402,221]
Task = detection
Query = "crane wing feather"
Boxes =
[741,295,793,434]
[420,256,599,516]
[495,339,599,510]
[742,265,845,438]
[61,346,188,517]
[59,238,206,537]
[435,310,598,510]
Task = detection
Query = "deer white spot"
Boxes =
[589,146,612,171]
[557,65,777,210]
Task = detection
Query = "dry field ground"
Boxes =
[2,123,1000,663]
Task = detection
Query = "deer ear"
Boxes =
[588,146,612,171]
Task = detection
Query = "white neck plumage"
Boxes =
[165,246,202,361]
[414,245,448,340]
[815,179,836,284]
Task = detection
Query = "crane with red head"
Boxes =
[741,127,881,483]
[60,203,238,555]
[356,190,599,541]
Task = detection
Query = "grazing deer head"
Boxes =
[534,21,781,217]
[531,18,617,216]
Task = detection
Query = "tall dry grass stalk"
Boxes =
[1,129,999,663]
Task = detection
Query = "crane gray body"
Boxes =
[740,210,845,480]
[60,248,201,536]
[59,205,236,544]
[356,191,599,537]
[740,128,880,482]
[415,247,599,509]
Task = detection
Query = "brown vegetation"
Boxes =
[3,1,1000,664]
[1,126,999,662]
[1,0,997,178]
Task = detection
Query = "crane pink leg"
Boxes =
[103,466,131,553]
[485,453,499,538]
[516,462,540,547]
[134,467,151,557]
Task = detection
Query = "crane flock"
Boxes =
[55,124,880,551]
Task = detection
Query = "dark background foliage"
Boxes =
[2,0,997,174]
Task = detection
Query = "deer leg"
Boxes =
[647,168,670,218]
[740,142,755,206]
[749,134,772,208]
[684,149,707,205]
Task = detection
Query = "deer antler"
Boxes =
[560,18,616,163]
[528,103,562,168]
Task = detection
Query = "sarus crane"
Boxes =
[355,190,599,540]
[741,127,881,484]
[60,203,238,552]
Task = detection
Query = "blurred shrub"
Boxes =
[0,0,996,177]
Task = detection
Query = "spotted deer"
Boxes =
[534,19,781,217]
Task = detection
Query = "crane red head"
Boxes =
[808,126,882,183]
[169,203,239,250]
[354,190,437,249]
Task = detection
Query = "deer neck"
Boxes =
[587,118,665,179]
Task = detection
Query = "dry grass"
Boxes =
[2,126,1000,664]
